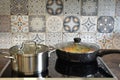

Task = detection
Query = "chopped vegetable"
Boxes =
[61,44,94,53]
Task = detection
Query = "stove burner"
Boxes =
[55,59,98,77]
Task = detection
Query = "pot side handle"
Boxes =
[97,49,120,57]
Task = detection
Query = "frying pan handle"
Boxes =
[97,49,120,57]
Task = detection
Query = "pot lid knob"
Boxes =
[74,38,81,43]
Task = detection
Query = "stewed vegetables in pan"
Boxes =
[61,44,95,53]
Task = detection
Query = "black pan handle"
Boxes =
[97,49,120,57]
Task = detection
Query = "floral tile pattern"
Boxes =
[46,16,62,32]
[11,15,29,33]
[113,33,120,49]
[0,0,10,15]
[63,15,80,32]
[98,0,115,16]
[0,0,119,49]
[10,0,28,15]
[81,0,98,16]
[97,16,114,33]
[62,33,80,42]
[64,0,81,15]
[0,15,10,32]
[80,32,97,43]
[29,33,45,44]
[96,33,113,49]
[12,33,29,46]
[28,0,46,15]
[81,16,97,32]
[29,15,46,32]
[116,0,120,16]
[46,33,62,46]
[114,17,120,33]
[0,33,12,49]
[46,0,63,15]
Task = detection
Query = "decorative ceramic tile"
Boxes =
[81,16,97,32]
[63,15,80,32]
[81,0,98,16]
[0,0,10,15]
[98,0,115,16]
[10,0,28,15]
[29,33,45,45]
[29,15,46,32]
[46,16,62,32]
[46,33,62,46]
[11,15,29,33]
[0,33,12,49]
[80,33,97,43]
[12,33,29,46]
[114,17,120,33]
[64,0,81,15]
[46,0,63,15]
[97,16,114,33]
[96,33,113,49]
[29,0,46,15]
[116,0,120,16]
[113,33,120,49]
[0,15,10,32]
[62,33,80,42]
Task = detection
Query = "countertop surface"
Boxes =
[102,54,120,80]
[0,49,120,80]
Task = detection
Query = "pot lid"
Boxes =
[21,40,37,54]
[55,38,99,53]
[9,41,49,55]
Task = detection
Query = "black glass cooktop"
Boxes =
[47,52,116,78]
[2,52,116,78]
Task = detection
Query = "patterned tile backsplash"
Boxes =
[0,0,120,49]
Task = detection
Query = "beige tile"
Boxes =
[81,16,97,33]
[96,33,113,49]
[29,15,46,32]
[0,0,10,15]
[64,0,81,15]
[46,16,63,32]
[113,33,120,49]
[46,33,62,46]
[98,0,115,16]
[28,0,46,15]
[0,15,10,32]
[63,15,80,32]
[80,32,97,43]
[10,0,28,15]
[81,0,98,16]
[62,33,80,42]
[29,33,45,45]
[11,15,29,33]
[116,0,120,16]
[46,0,63,15]
[0,33,12,49]
[11,33,29,46]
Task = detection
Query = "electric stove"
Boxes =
[1,52,117,79]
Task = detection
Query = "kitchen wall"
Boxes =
[0,0,120,49]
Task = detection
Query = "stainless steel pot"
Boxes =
[4,41,52,75]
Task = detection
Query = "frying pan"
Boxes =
[55,38,120,63]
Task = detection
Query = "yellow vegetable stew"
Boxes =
[61,44,95,53]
